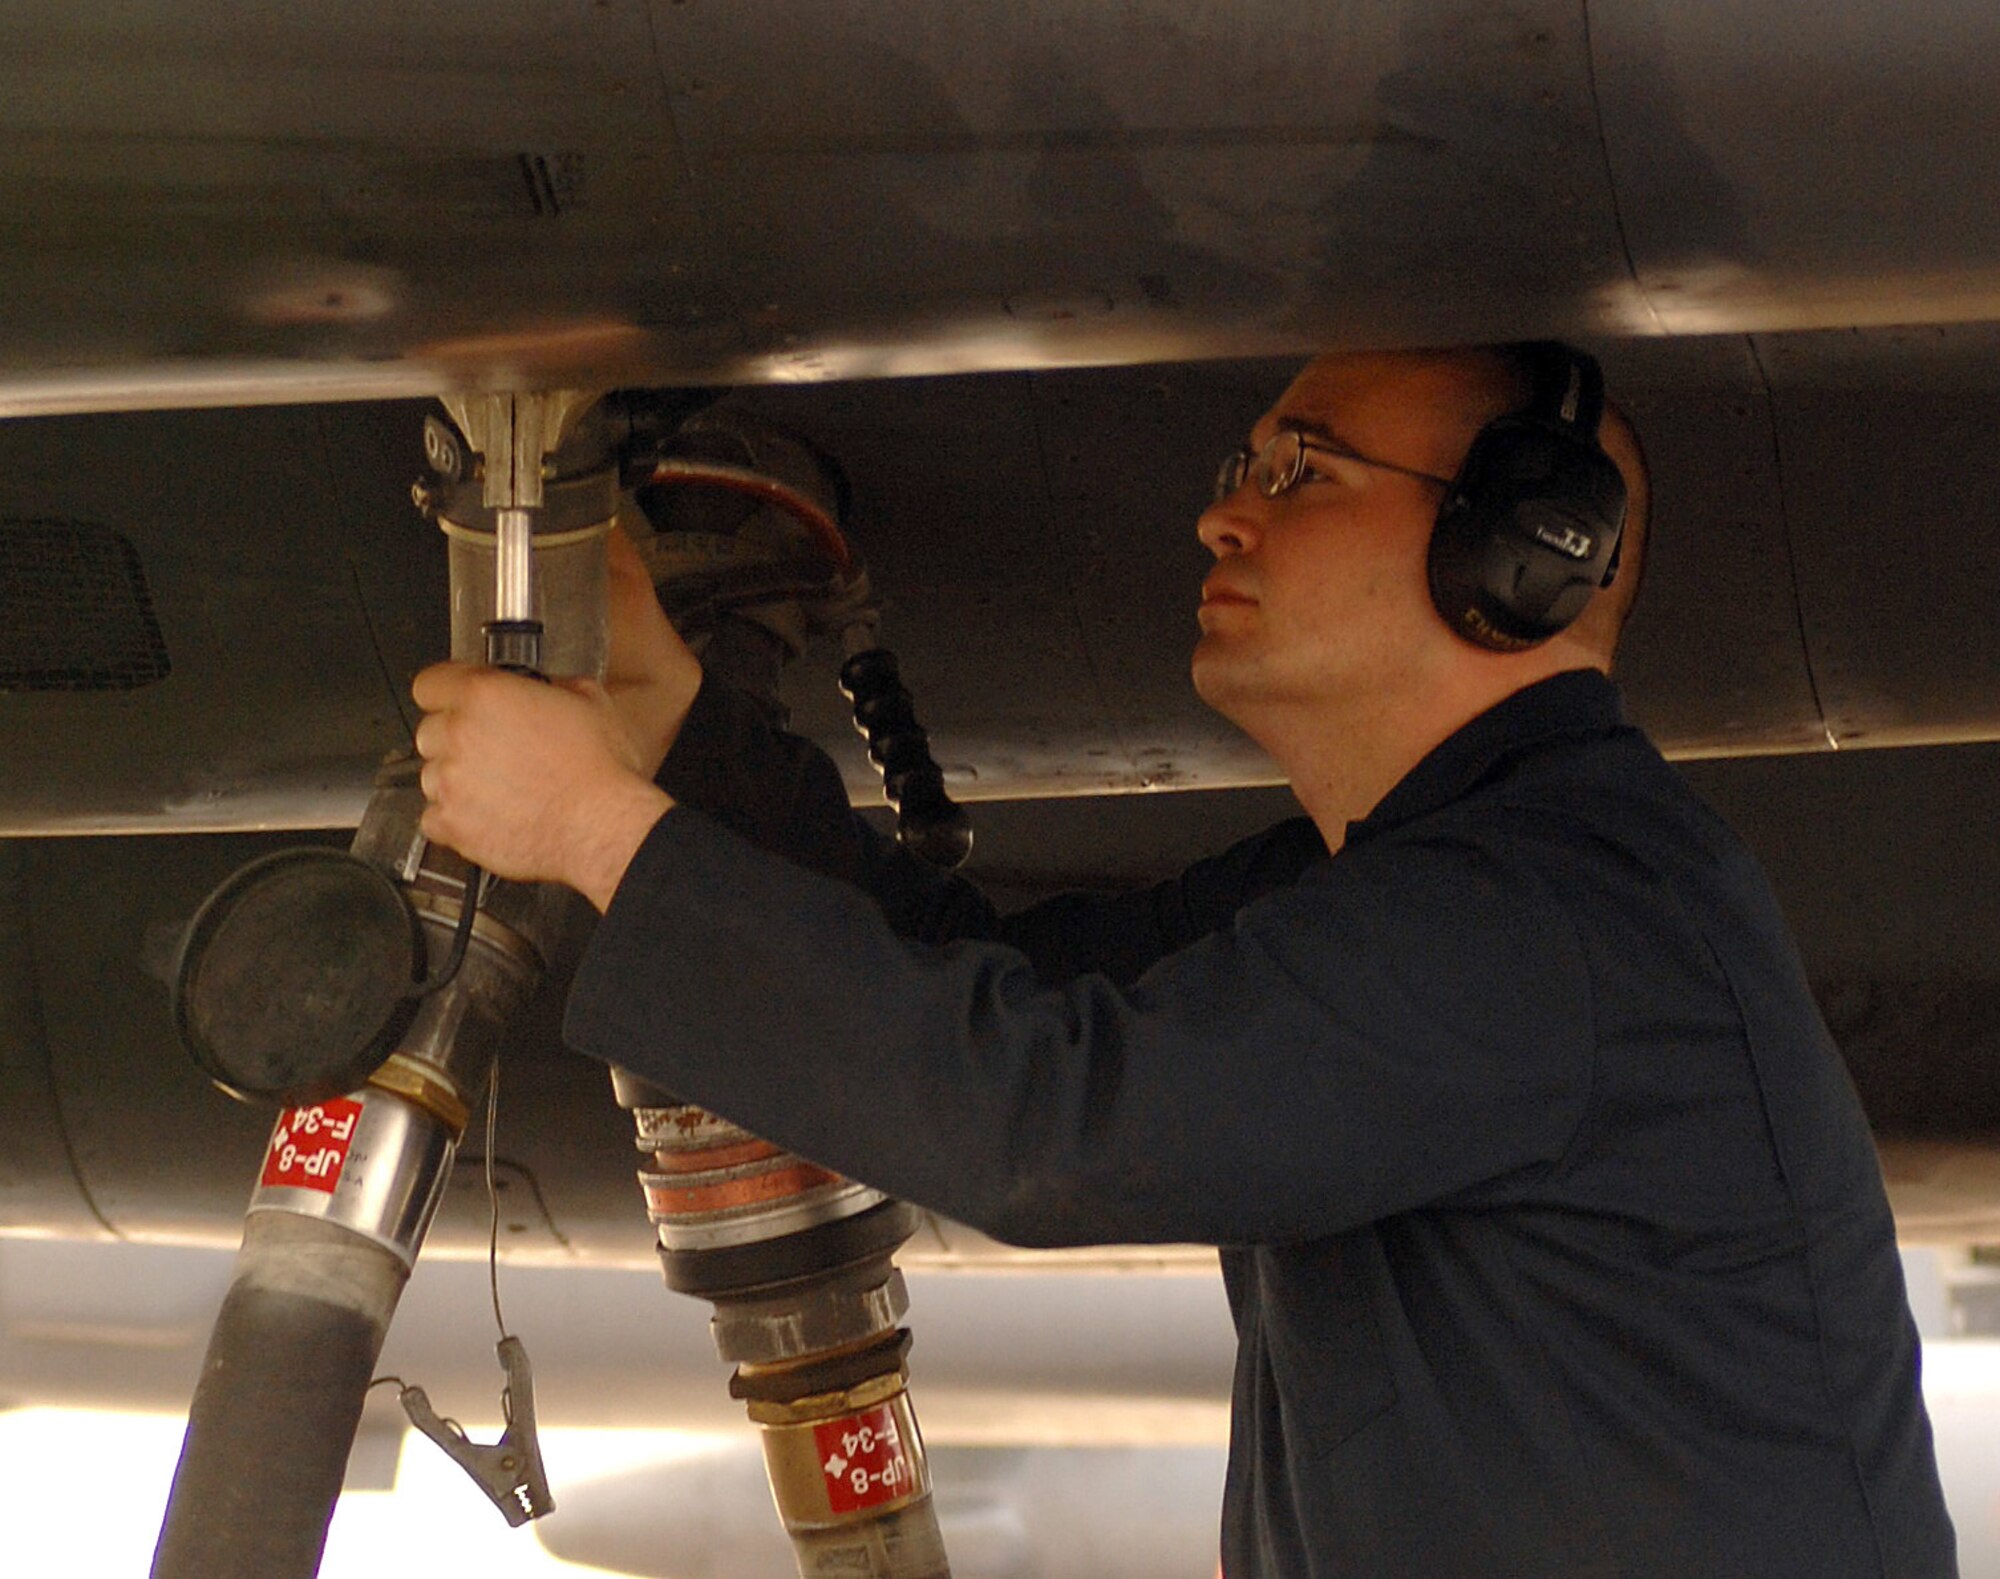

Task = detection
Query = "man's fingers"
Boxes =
[416,798,450,848]
[414,661,551,723]
[411,659,479,712]
[412,711,443,762]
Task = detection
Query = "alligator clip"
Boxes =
[399,1336,555,1526]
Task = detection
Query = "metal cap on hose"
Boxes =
[172,847,427,1106]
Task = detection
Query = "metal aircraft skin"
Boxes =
[3,1,2000,1571]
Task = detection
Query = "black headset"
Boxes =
[1426,342,1629,651]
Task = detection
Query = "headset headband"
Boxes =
[1526,341,1604,435]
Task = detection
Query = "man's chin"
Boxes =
[1190,645,1253,719]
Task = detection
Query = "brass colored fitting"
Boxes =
[366,1053,471,1138]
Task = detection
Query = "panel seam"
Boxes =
[318,409,417,749]
[15,847,122,1240]
[1578,0,1668,333]
[1745,337,1837,750]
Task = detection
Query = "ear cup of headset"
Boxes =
[1428,415,1628,651]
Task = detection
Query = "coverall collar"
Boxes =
[1345,668,1629,848]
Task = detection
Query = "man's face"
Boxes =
[1191,353,1495,736]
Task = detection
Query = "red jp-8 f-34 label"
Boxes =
[813,1403,917,1514]
[260,1099,364,1193]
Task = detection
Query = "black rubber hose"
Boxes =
[152,1216,407,1578]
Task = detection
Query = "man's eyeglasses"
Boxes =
[1214,426,1455,504]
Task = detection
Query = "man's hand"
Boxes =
[411,663,673,913]
[603,524,703,778]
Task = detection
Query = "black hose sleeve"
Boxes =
[152,1217,407,1579]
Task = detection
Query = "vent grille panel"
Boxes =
[0,518,171,692]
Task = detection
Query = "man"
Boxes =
[412,346,1955,1575]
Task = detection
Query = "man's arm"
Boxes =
[563,807,1594,1248]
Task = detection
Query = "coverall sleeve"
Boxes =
[564,802,1595,1249]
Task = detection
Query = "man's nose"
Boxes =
[1197,498,1259,557]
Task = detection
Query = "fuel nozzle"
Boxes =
[415,390,618,681]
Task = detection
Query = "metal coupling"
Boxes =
[710,1264,909,1365]
[737,1356,949,1579]
[249,1087,454,1268]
